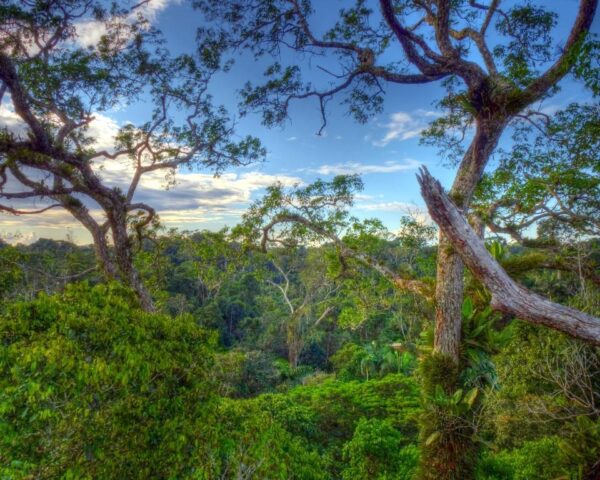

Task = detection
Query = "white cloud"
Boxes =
[355,201,414,212]
[76,0,178,48]
[86,113,121,150]
[0,103,27,136]
[354,193,377,201]
[0,99,120,150]
[0,208,83,229]
[373,109,440,147]
[0,104,301,232]
[134,170,302,209]
[0,169,303,239]
[1,100,301,231]
[0,231,38,245]
[355,203,433,228]
[305,159,420,176]
[287,136,297,142]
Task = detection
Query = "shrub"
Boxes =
[342,418,418,480]
[0,282,217,479]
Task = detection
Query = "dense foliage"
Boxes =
[1,229,598,478]
[0,0,599,478]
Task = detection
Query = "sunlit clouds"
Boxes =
[372,110,439,147]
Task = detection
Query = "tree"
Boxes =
[417,166,600,344]
[195,0,597,353]
[0,1,264,310]
[264,249,338,368]
[0,282,217,478]
[475,103,600,243]
[0,238,97,301]
[236,175,434,299]
[195,1,598,477]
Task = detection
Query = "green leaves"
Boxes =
[474,102,600,241]
[464,387,479,408]
[0,282,217,478]
[461,297,475,320]
[494,4,558,85]
[342,417,418,479]
[235,174,363,250]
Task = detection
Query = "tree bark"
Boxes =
[419,167,600,344]
[433,117,506,361]
[109,207,155,311]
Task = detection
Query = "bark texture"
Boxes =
[434,117,506,360]
[419,167,600,345]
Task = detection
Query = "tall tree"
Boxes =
[195,1,599,476]
[264,250,338,368]
[0,1,263,310]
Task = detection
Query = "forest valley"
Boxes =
[0,1,599,479]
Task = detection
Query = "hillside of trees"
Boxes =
[0,1,599,479]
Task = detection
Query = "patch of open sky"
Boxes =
[2,0,598,243]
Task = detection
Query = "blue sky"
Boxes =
[1,0,598,244]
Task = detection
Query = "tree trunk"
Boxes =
[420,116,506,480]
[433,116,507,361]
[418,167,600,344]
[110,208,155,312]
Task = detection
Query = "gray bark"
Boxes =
[433,117,506,360]
[418,167,600,345]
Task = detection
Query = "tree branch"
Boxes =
[0,203,62,215]
[417,166,600,345]
[516,0,599,109]
[260,212,432,299]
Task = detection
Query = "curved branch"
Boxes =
[417,166,600,345]
[379,0,446,75]
[516,0,599,109]
[260,213,432,299]
[0,203,62,215]
[0,54,52,151]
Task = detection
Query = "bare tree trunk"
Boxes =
[419,167,600,343]
[433,116,506,361]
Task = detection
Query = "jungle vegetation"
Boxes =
[0,1,599,479]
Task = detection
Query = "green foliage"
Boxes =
[195,398,327,480]
[342,418,418,480]
[332,342,417,381]
[0,240,98,302]
[0,282,217,479]
[259,373,421,477]
[234,174,364,249]
[485,322,600,478]
[474,102,600,240]
[460,297,510,389]
[331,342,367,379]
[0,243,25,301]
[418,352,479,480]
[420,352,459,396]
[493,4,557,85]
[479,437,566,480]
[3,1,600,477]
[573,35,600,96]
